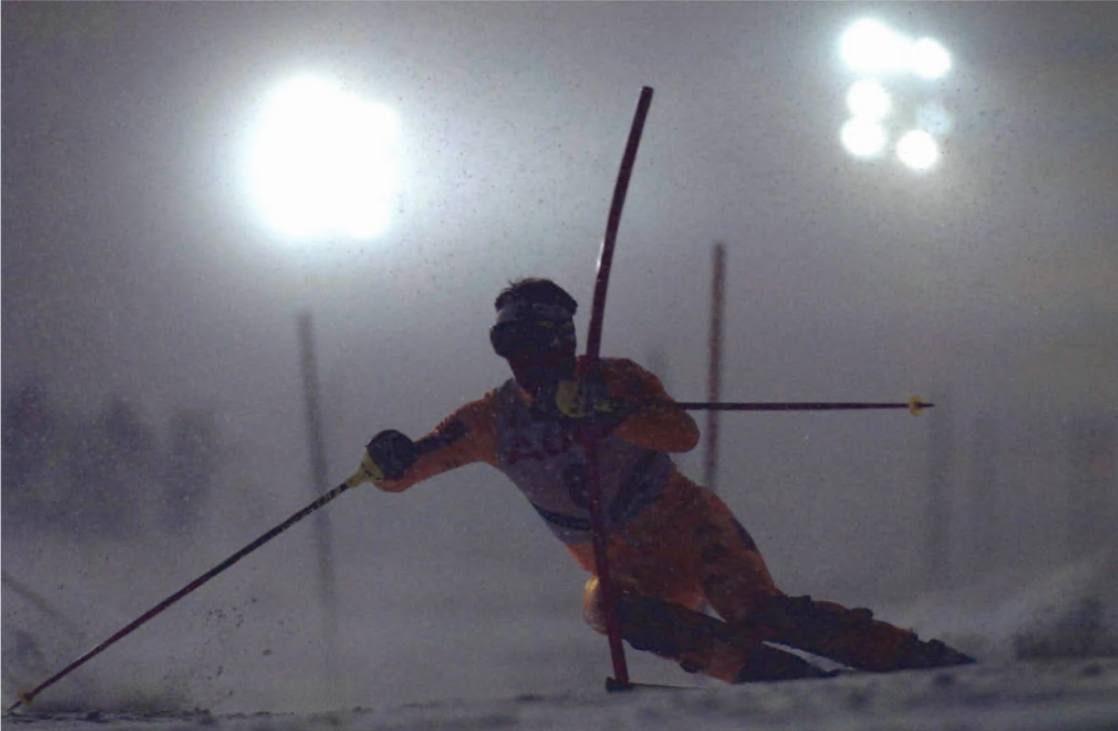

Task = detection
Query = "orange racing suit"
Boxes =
[373,357,965,680]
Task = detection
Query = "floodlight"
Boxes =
[835,19,953,172]
[896,129,940,171]
[839,19,912,76]
[841,118,888,158]
[846,79,893,121]
[246,75,400,241]
[909,38,952,80]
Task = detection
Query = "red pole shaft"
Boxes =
[584,86,654,359]
[583,85,654,690]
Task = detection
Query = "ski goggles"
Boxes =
[490,318,576,358]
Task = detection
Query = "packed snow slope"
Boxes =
[6,657,1118,731]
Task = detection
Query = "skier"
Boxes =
[356,278,973,682]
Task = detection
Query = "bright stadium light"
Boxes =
[841,118,888,158]
[835,19,953,173]
[896,129,940,171]
[245,74,400,242]
[846,79,893,121]
[839,19,912,76]
[909,37,952,80]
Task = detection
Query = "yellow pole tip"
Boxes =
[908,396,926,416]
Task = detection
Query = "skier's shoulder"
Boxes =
[492,378,520,403]
[428,386,507,452]
[440,383,508,427]
[461,379,527,422]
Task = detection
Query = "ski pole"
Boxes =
[673,397,933,415]
[582,85,655,692]
[6,469,369,713]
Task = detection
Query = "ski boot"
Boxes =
[615,594,835,683]
[746,594,975,672]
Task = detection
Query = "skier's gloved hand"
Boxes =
[554,378,627,422]
[359,429,418,482]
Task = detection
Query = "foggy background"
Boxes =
[3,1,1115,714]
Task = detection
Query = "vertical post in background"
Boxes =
[703,242,726,493]
[925,392,952,590]
[297,312,340,674]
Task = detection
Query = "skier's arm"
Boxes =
[606,359,700,453]
[369,395,498,493]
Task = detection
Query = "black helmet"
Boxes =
[490,279,577,358]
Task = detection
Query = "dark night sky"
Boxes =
[2,1,1116,709]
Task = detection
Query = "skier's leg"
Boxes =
[682,486,973,671]
[747,594,975,671]
[577,477,831,682]
[582,576,831,682]
[686,487,782,623]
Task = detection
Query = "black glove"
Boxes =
[365,429,418,480]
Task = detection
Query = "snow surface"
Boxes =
[5,539,1117,728]
[5,657,1118,731]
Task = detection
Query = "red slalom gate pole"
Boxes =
[582,85,654,692]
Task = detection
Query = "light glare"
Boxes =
[845,79,893,121]
[246,75,400,241]
[839,19,912,75]
[910,37,952,80]
[896,129,940,171]
[841,118,888,158]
